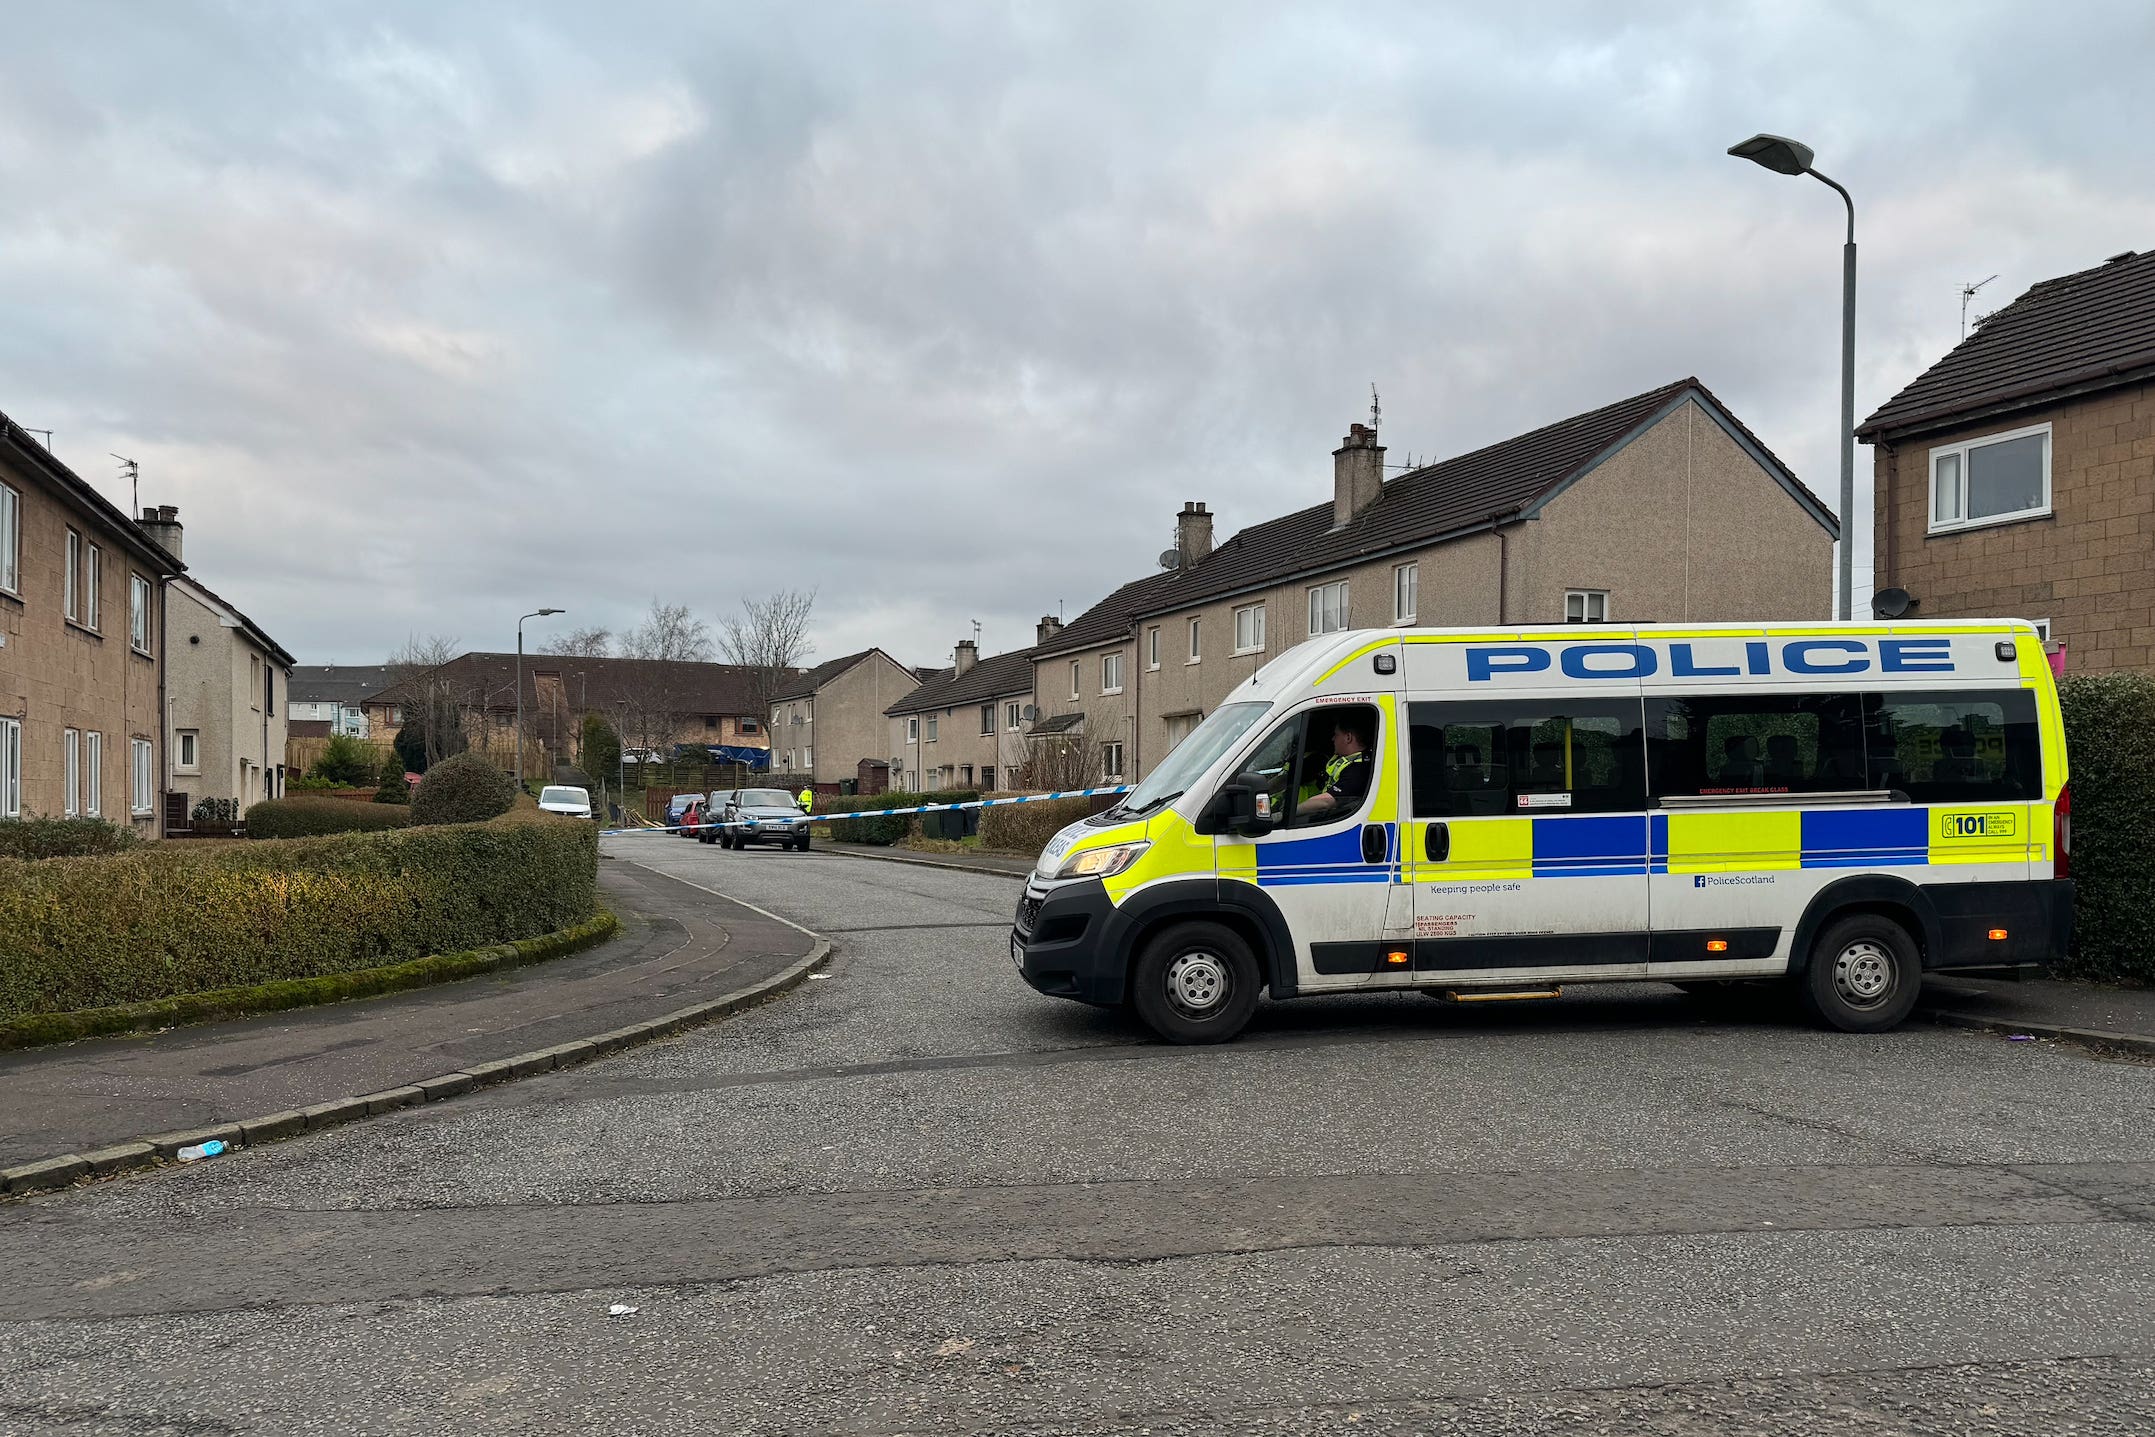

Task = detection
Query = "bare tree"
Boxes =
[1008,724,1107,791]
[616,600,718,783]
[387,633,465,770]
[717,590,816,763]
[539,625,614,658]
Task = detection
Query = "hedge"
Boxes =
[413,751,517,826]
[0,808,599,1022]
[0,817,141,860]
[245,795,413,839]
[2058,673,2155,982]
[979,795,1096,857]
[817,789,979,846]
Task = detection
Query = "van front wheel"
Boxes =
[1131,922,1261,1045]
[1799,913,1921,1033]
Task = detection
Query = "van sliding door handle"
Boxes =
[1425,823,1450,863]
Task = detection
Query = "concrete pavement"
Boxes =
[0,837,2149,1434]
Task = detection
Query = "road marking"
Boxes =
[608,850,826,942]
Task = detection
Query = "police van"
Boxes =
[1010,621,2071,1044]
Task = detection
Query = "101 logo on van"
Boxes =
[1939,811,2017,839]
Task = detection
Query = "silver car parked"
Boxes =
[714,787,812,851]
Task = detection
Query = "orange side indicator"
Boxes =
[1385,949,1411,966]
[1989,928,2009,941]
[1706,939,1729,953]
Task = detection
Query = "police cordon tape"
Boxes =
[600,785,1135,837]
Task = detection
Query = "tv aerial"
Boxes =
[1960,275,1998,338]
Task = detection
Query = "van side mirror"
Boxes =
[1196,783,1273,838]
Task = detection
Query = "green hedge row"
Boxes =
[816,789,979,846]
[0,817,141,860]
[2058,673,2155,982]
[979,795,1095,857]
[0,808,599,1021]
[245,795,413,839]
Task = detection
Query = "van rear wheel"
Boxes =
[1130,922,1261,1045]
[1799,913,1921,1033]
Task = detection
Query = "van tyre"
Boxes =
[1131,922,1261,1045]
[1800,913,1921,1033]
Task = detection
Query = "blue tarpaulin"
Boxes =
[705,744,770,769]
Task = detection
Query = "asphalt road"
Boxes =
[2,837,2151,1434]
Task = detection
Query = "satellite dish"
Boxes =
[1022,704,1038,721]
[1872,587,1916,619]
[1157,549,1181,570]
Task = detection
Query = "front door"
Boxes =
[1402,697,1652,980]
[1215,699,1408,992]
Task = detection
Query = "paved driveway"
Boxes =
[2,838,2150,1434]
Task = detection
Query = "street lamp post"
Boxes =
[1728,132,1857,621]
[516,609,564,791]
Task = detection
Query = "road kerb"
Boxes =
[817,846,1031,882]
[0,937,832,1202]
[1928,1009,2155,1059]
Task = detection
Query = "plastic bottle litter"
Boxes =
[608,1304,639,1317]
[176,1140,227,1163]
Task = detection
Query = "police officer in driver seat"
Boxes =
[1295,712,1374,822]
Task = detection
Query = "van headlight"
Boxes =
[1055,840,1150,881]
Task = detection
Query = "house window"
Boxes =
[1147,627,1161,669]
[1164,712,1202,750]
[1930,423,2051,532]
[907,716,919,743]
[802,745,812,768]
[926,714,938,742]
[960,765,974,785]
[1393,562,1418,624]
[1101,741,1126,781]
[981,703,995,736]
[129,574,151,653]
[250,655,262,710]
[1006,702,1022,731]
[739,718,759,734]
[1102,651,1124,693]
[63,729,79,816]
[1308,580,1349,635]
[2031,619,2052,642]
[388,705,404,726]
[0,718,19,817]
[1233,603,1265,655]
[705,716,718,731]
[0,480,17,592]
[1069,660,1080,699]
[177,729,198,773]
[130,738,153,815]
[981,766,995,789]
[85,544,101,629]
[1187,616,1201,662]
[85,732,101,816]
[65,530,80,620]
[1565,589,1609,623]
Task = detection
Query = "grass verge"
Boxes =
[0,910,618,1052]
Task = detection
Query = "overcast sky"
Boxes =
[4,1,2151,670]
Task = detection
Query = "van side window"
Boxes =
[1866,690,2040,803]
[1646,694,1867,800]
[1227,703,1382,829]
[1409,701,1644,817]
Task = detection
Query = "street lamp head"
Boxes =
[1727,132,1815,177]
[539,607,565,616]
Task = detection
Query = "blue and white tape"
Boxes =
[601,785,1134,837]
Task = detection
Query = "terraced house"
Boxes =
[1032,378,1838,782]
[0,415,182,830]
[770,648,919,787]
[886,638,1036,792]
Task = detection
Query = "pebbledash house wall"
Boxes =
[1870,381,2155,672]
[888,684,1035,791]
[0,450,170,831]
[775,652,918,785]
[1046,399,1831,780]
[164,582,289,809]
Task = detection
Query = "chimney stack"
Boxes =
[138,504,184,563]
[1332,423,1385,529]
[953,638,978,676]
[1036,615,1063,646]
[1175,501,1213,567]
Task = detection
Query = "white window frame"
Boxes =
[65,529,80,621]
[1308,580,1349,636]
[130,738,153,816]
[1233,603,1265,655]
[1146,627,1160,670]
[85,731,101,816]
[907,716,919,743]
[63,728,79,816]
[1069,660,1080,700]
[1187,616,1201,663]
[2031,619,2052,642]
[85,544,101,630]
[802,745,812,769]
[1393,562,1418,624]
[1101,740,1126,782]
[1102,651,1124,694]
[129,573,151,653]
[1565,589,1609,623]
[250,655,262,711]
[1928,422,2053,534]
[925,714,938,742]
[0,718,19,817]
[1006,702,1022,731]
[0,480,18,593]
[980,703,995,736]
